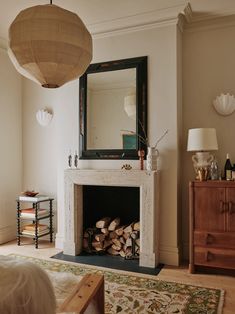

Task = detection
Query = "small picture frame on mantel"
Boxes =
[122,134,137,149]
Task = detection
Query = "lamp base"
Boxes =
[192,152,214,180]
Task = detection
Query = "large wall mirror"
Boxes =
[79,56,147,159]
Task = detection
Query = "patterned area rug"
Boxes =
[9,254,224,314]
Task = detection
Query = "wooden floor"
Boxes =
[1,239,234,314]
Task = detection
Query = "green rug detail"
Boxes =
[10,254,224,314]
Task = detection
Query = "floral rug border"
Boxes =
[9,254,225,314]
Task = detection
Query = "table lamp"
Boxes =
[187,128,218,179]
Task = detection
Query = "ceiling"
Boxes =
[1,0,235,40]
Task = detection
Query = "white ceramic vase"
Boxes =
[146,147,159,171]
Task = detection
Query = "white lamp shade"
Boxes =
[124,94,136,119]
[187,128,218,151]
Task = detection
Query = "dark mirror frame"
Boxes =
[79,56,147,160]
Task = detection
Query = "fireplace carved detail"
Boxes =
[63,169,159,268]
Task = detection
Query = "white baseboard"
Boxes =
[0,224,16,244]
[55,232,64,249]
[159,245,180,266]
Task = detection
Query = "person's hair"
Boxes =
[0,256,56,314]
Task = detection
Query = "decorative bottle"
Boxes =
[232,164,235,181]
[146,147,159,171]
[224,153,232,180]
[74,150,78,168]
[210,158,219,180]
[68,150,72,168]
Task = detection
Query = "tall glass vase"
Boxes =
[146,147,159,171]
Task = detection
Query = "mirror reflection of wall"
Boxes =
[87,68,136,150]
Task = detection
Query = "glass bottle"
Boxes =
[232,164,235,181]
[210,158,219,180]
[224,153,232,180]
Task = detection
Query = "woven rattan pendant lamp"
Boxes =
[8,0,92,88]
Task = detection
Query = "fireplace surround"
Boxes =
[63,169,159,268]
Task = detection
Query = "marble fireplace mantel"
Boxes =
[63,169,159,268]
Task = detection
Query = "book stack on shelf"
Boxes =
[19,195,50,202]
[22,223,49,236]
[20,208,48,219]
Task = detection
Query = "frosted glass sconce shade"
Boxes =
[213,93,235,116]
[124,94,136,119]
[36,109,53,127]
[187,128,218,152]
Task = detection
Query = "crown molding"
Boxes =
[183,2,193,23]
[89,3,188,38]
[185,14,235,33]
[191,8,235,23]
[92,18,180,39]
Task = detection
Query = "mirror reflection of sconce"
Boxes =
[36,109,53,127]
[124,93,136,120]
[213,93,235,116]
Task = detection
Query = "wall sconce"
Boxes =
[124,94,136,120]
[213,93,235,116]
[187,128,218,180]
[36,109,53,127]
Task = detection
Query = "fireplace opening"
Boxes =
[83,185,139,228]
[82,185,140,259]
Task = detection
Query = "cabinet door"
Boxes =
[226,188,235,232]
[194,187,226,232]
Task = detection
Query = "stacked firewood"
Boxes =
[83,217,140,258]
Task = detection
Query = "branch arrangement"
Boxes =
[121,128,169,149]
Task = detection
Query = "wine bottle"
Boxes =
[224,153,232,180]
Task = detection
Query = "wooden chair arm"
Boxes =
[58,274,104,314]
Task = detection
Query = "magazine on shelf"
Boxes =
[21,228,49,236]
[20,208,48,218]
[18,195,50,202]
[24,224,48,232]
[21,208,48,214]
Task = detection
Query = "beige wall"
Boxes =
[182,19,235,259]
[0,49,22,243]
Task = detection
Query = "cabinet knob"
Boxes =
[205,251,213,262]
[205,233,213,245]
[219,200,225,213]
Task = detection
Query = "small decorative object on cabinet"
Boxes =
[16,196,54,249]
[189,181,235,274]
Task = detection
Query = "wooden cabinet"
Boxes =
[189,181,235,273]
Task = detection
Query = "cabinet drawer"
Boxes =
[194,231,235,249]
[194,247,235,269]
